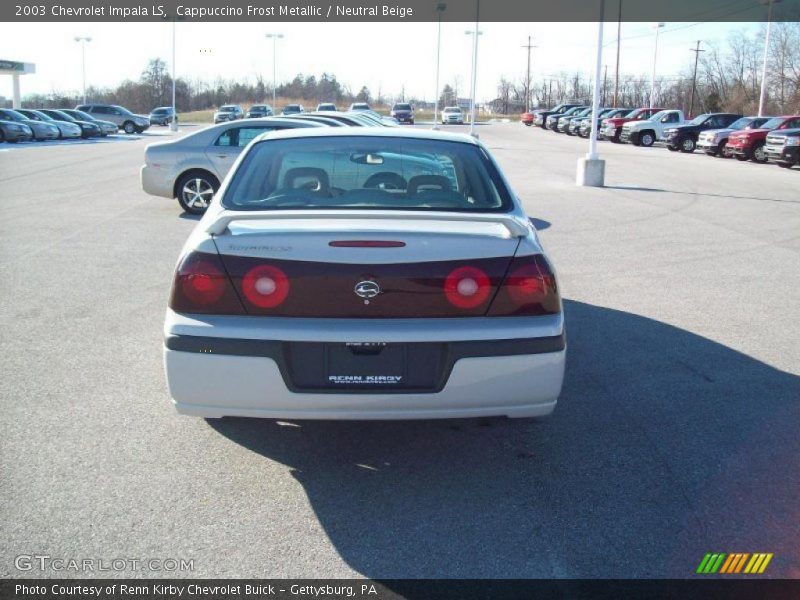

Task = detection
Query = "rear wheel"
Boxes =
[176,172,219,215]
[122,121,136,134]
[751,142,767,163]
[679,137,696,153]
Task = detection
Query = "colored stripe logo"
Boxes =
[697,553,773,574]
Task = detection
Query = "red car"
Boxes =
[521,112,535,126]
[727,115,800,163]
[599,107,664,143]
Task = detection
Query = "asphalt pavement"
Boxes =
[1,123,798,579]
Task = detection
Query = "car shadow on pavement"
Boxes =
[605,185,800,205]
[207,300,799,579]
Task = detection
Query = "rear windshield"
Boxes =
[222,136,512,213]
[393,104,411,111]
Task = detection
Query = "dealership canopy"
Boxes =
[0,60,36,108]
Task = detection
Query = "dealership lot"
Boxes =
[1,123,798,578]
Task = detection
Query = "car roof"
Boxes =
[252,126,481,145]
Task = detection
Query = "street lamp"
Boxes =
[465,0,483,138]
[758,0,781,116]
[577,0,606,187]
[649,22,664,109]
[265,33,284,111]
[170,20,178,131]
[432,3,446,130]
[74,35,92,105]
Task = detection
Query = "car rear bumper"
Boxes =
[140,164,174,198]
[163,311,566,419]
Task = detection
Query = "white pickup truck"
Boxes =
[619,110,686,147]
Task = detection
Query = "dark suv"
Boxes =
[665,113,742,153]
[533,103,582,129]
[765,128,800,169]
[76,103,151,134]
[390,103,414,124]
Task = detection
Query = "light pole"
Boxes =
[265,33,284,111]
[74,36,92,105]
[688,40,705,118]
[170,20,178,131]
[649,22,664,108]
[758,0,781,116]
[465,0,482,137]
[522,36,536,113]
[613,0,622,107]
[432,3,446,129]
[577,0,606,187]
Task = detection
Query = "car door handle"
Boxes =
[216,154,230,159]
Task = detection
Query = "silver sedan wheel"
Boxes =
[181,178,214,209]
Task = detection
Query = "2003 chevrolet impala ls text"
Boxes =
[162,128,566,419]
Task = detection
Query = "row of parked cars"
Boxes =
[141,108,410,215]
[522,102,800,169]
[0,102,159,143]
[211,102,421,125]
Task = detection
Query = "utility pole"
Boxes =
[521,36,536,112]
[758,0,780,116]
[74,36,92,105]
[613,0,622,107]
[603,65,608,106]
[265,33,284,110]
[689,40,705,118]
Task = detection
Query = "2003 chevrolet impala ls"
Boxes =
[163,128,566,419]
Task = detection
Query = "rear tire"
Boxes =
[122,121,136,134]
[176,171,219,215]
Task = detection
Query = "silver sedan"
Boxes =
[141,118,324,214]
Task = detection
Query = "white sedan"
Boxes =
[163,128,566,420]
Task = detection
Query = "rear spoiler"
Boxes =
[205,210,530,238]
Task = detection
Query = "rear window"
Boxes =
[393,104,412,111]
[222,136,512,213]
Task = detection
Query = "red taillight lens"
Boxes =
[241,264,290,309]
[170,252,245,314]
[444,266,491,309]
[488,254,561,316]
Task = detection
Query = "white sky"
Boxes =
[0,21,761,103]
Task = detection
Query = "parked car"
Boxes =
[599,107,664,142]
[726,116,800,163]
[39,109,102,138]
[697,116,771,157]
[521,111,536,126]
[533,103,582,128]
[316,103,338,112]
[579,107,631,138]
[149,106,176,125]
[559,107,593,134]
[546,106,587,131]
[764,128,800,168]
[76,103,151,133]
[59,108,118,136]
[213,105,244,124]
[16,109,82,139]
[0,118,33,143]
[247,104,273,118]
[140,117,323,215]
[390,102,414,124]
[349,103,370,111]
[441,106,465,125]
[665,113,743,153]
[163,127,565,420]
[0,108,59,141]
[282,104,305,115]
[620,109,686,147]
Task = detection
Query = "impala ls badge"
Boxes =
[354,280,381,303]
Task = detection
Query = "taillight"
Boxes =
[444,266,492,309]
[241,264,290,309]
[170,251,245,314]
[488,254,561,316]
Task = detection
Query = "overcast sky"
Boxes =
[1,21,761,103]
